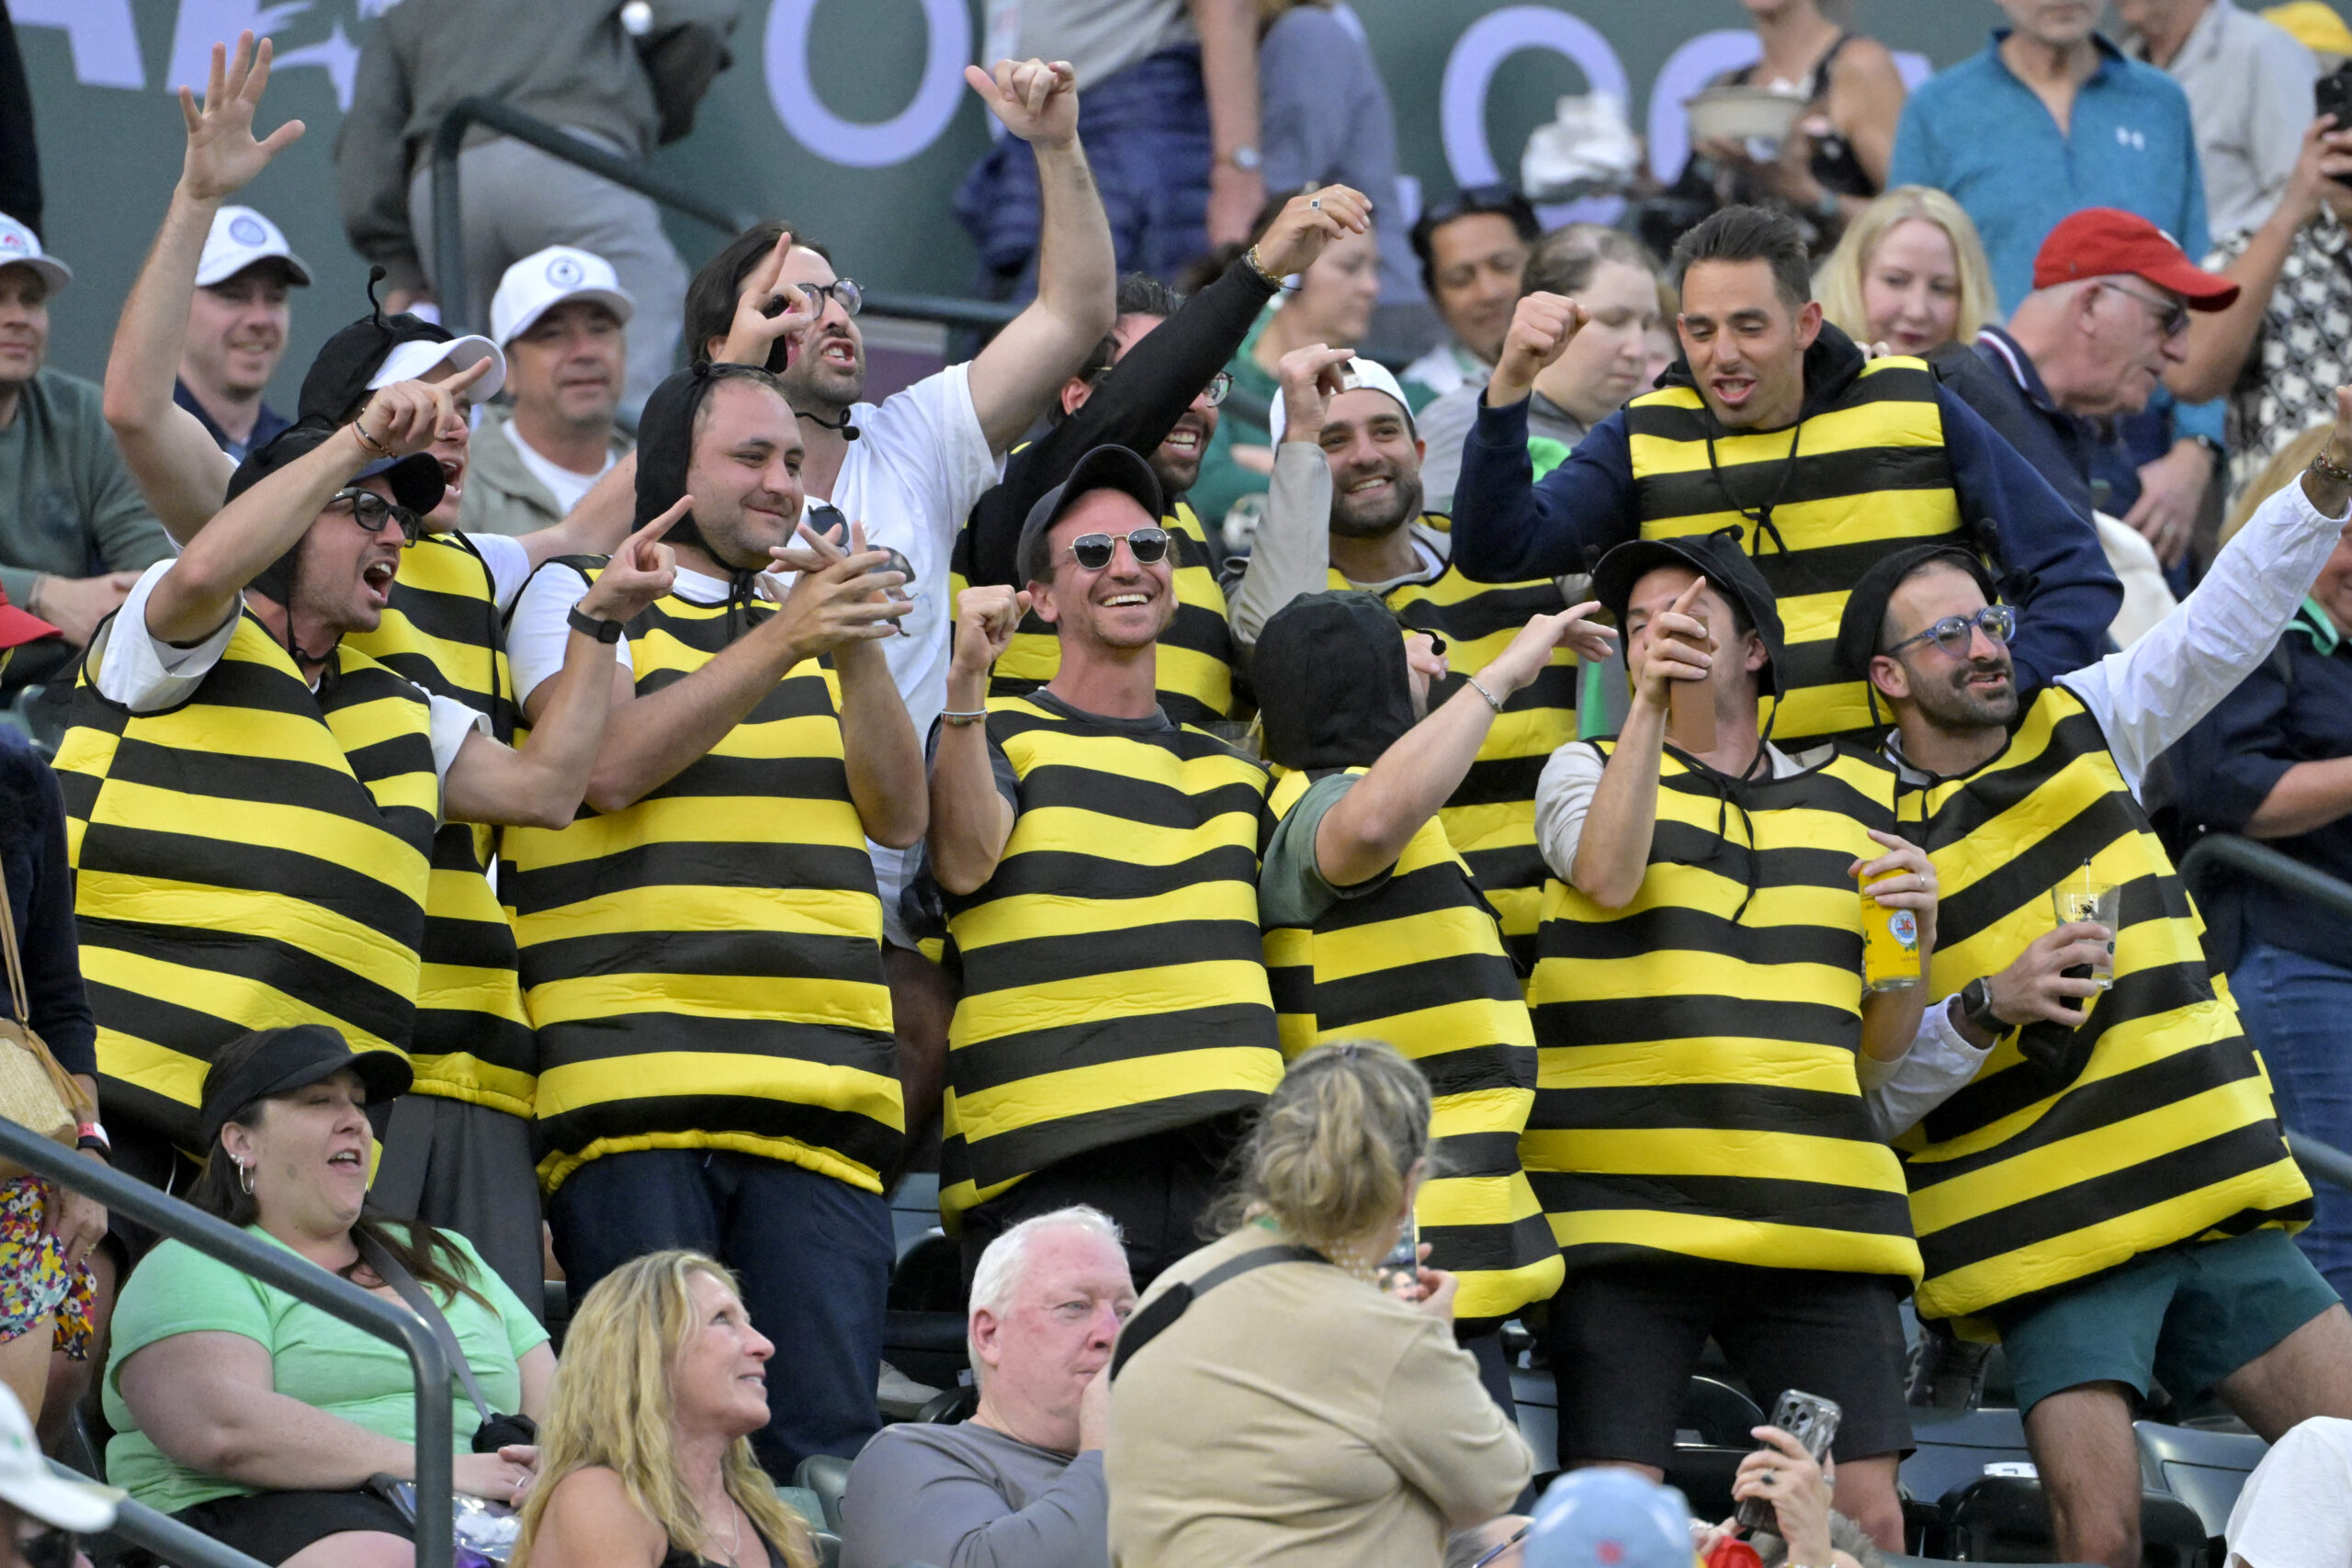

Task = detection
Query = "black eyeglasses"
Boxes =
[1886,604,2018,659]
[1064,527,1171,570]
[762,277,864,320]
[18,1526,76,1568]
[329,487,424,547]
[2102,279,2190,339]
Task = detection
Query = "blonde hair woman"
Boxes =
[1106,1042,1531,1567]
[1815,186,1999,358]
[517,1253,816,1568]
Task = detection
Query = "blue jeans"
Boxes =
[548,1148,893,1474]
[2232,938,2352,1303]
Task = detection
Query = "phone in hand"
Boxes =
[1375,1216,1419,1298]
[2319,66,2352,186]
[1735,1389,1841,1531]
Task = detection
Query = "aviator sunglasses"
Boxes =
[1063,527,1171,570]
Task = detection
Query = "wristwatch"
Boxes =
[1959,976,2006,1040]
[567,605,624,644]
[1221,144,1262,172]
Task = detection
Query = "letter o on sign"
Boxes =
[1439,6,1628,187]
[765,0,972,168]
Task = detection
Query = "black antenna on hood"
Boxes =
[363,265,390,325]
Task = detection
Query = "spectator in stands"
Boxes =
[1230,354,1582,963]
[1690,0,1908,242]
[1105,1040,1532,1564]
[1529,533,1934,1552]
[1401,186,1540,410]
[107,1026,553,1567]
[1521,1470,1693,1568]
[1189,199,1384,533]
[463,245,636,538]
[0,212,170,678]
[2223,1415,2352,1568]
[504,363,921,1476]
[1814,186,1998,358]
[2162,425,2352,1305]
[1417,226,1663,511]
[1256,2,1420,333]
[339,0,738,415]
[0,592,102,1432]
[688,59,1115,1121]
[1253,592,1611,1401]
[1889,0,2224,556]
[175,204,308,462]
[838,1207,1134,1568]
[1834,396,2352,1568]
[0,1383,121,1568]
[954,0,1265,293]
[2116,0,2317,242]
[1700,1426,1886,1568]
[1453,204,2119,746]
[928,449,1280,1286]
[518,1250,820,1568]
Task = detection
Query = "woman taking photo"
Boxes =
[1815,186,1999,358]
[517,1251,819,1568]
[105,1026,552,1568]
[1106,1041,1530,1566]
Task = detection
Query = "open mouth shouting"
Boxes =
[361,557,399,608]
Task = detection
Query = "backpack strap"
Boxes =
[1108,1244,1328,1382]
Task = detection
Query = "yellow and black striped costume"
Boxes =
[940,693,1283,1224]
[950,499,1238,728]
[1625,357,1964,743]
[1262,767,1564,1320]
[1337,518,1577,959]
[344,533,534,1115]
[1894,686,2312,1323]
[54,614,437,1145]
[503,564,904,1194]
[1525,740,1923,1282]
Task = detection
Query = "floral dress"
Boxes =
[0,1176,95,1358]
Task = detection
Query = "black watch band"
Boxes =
[568,605,624,644]
[1962,976,2005,1038]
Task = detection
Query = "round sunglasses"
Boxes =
[1063,527,1171,570]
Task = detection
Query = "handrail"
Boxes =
[0,1118,455,1568]
[2288,1131,2352,1196]
[429,99,1020,337]
[48,1457,269,1568]
[2178,832,2352,923]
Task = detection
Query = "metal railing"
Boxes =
[429,99,1020,338]
[0,1119,455,1568]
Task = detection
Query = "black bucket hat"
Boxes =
[1591,530,1786,699]
[1832,543,1998,682]
[198,1024,413,1146]
[1257,590,1419,772]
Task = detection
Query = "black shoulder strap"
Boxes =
[1108,1245,1327,1382]
[357,1231,495,1426]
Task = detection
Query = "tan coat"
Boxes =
[1105,1224,1532,1567]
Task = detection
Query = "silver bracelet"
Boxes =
[1464,675,1505,712]
[941,709,990,727]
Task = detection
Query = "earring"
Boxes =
[234,1159,254,1196]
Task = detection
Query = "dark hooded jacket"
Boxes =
[1257,591,1417,773]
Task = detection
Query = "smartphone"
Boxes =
[1735,1389,1842,1531]
[2319,66,2352,186]
[1375,1216,1419,1297]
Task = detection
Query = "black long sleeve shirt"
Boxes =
[0,728,95,1078]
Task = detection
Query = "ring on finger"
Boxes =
[1309,197,1322,209]
[1762,1469,1776,1484]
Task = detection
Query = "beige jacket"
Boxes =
[458,405,633,539]
[1106,1224,1532,1567]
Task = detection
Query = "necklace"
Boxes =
[712,1494,743,1566]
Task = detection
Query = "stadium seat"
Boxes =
[795,1453,852,1534]
[2132,1420,2265,1538]
[1939,1473,2215,1568]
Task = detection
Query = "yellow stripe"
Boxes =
[1551,1208,1923,1279]
[951,958,1275,1043]
[512,793,868,870]
[1532,1037,1862,1095]
[528,970,892,1032]
[955,880,1259,949]
[946,1044,1284,1140]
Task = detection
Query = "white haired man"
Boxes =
[839,1207,1135,1568]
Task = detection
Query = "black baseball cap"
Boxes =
[1832,544,1998,680]
[1591,531,1786,698]
[198,1024,413,1145]
[1016,445,1165,586]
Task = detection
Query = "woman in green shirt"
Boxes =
[105,1025,554,1568]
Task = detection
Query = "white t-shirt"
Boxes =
[503,418,613,518]
[465,528,534,615]
[507,558,741,704]
[93,562,487,792]
[2227,1416,2352,1568]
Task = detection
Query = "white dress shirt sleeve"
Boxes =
[1865,999,1995,1141]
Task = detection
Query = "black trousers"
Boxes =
[957,1119,1245,1292]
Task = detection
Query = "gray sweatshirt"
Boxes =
[840,1421,1108,1568]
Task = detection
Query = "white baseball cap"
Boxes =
[0,1384,119,1532]
[0,214,70,295]
[490,245,635,346]
[368,334,508,402]
[197,205,312,288]
[1267,355,1413,446]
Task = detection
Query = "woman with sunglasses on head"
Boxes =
[103,1027,555,1568]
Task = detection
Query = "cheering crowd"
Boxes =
[7,2,2352,1565]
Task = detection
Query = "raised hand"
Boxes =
[1479,600,1618,695]
[952,584,1032,678]
[2305,385,2352,523]
[1254,185,1374,279]
[580,502,684,624]
[767,518,913,655]
[966,58,1079,148]
[1630,576,1714,709]
[1487,292,1588,408]
[356,357,492,457]
[1274,343,1354,447]
[1851,827,1939,956]
[179,31,305,203]
[718,230,816,368]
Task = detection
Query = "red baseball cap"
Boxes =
[2032,209,2241,310]
[0,582,59,650]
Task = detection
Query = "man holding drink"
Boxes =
[1834,388,2352,1568]
[1526,531,1937,1551]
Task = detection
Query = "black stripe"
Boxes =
[538,1092,902,1175]
[1419,1211,1562,1277]
[628,753,854,806]
[524,927,887,992]
[1541,901,1862,968]
[1531,1168,1917,1237]
[1937,818,2165,943]
[1531,1076,1878,1139]
[507,840,878,917]
[1459,841,1548,897]
[1447,751,1548,809]
[1390,575,1571,643]
[1909,706,2116,847]
[82,918,418,1047]
[1009,761,1270,827]
[1430,1126,1535,1177]
[949,1001,1281,1097]
[1311,950,1525,1033]
[412,1009,535,1074]
[955,918,1265,995]
[1747,535,1962,604]
[989,704,1265,768]
[945,1085,1275,1190]
[419,909,521,973]
[537,1012,895,1073]
[954,844,1260,908]
[1535,993,1859,1054]
[100,734,409,818]
[78,826,425,944]
[1315,860,1498,929]
[1625,362,1940,441]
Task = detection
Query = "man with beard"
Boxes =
[928,446,1281,1287]
[1453,204,2119,747]
[956,183,1372,730]
[1227,351,1580,962]
[55,362,674,1236]
[174,203,306,461]
[1833,390,2352,1568]
[503,362,926,1472]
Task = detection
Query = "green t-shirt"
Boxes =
[102,1225,548,1515]
[1189,305,1282,533]
[0,368,172,609]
